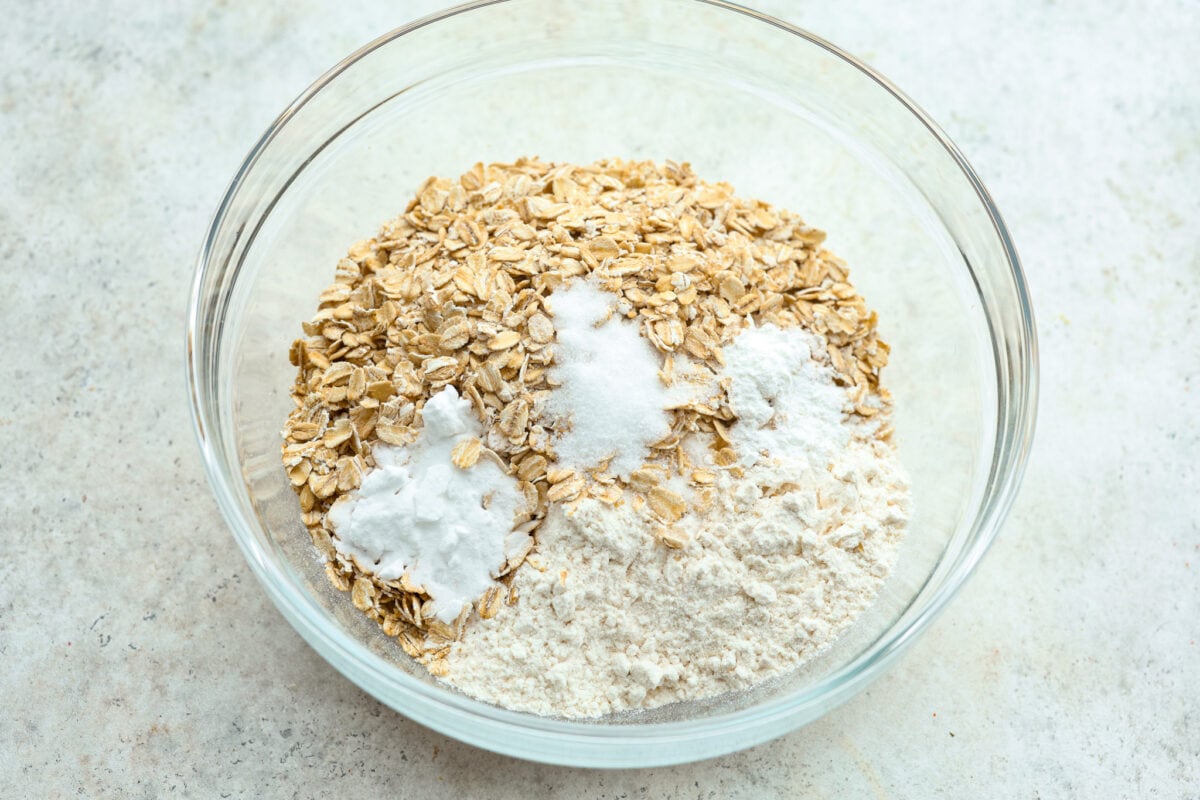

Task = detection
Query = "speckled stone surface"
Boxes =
[1,1,1197,797]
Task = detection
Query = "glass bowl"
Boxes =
[186,0,1037,768]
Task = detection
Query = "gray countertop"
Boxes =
[2,1,1197,797]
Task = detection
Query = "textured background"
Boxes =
[1,1,1197,797]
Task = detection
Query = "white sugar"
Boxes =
[543,279,673,478]
[326,386,529,623]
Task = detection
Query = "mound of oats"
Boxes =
[280,157,892,671]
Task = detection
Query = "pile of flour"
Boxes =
[442,322,910,717]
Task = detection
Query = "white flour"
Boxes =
[444,435,908,716]
[443,324,910,717]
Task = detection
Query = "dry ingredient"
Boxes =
[446,322,906,716]
[540,278,676,478]
[721,322,853,467]
[281,157,907,703]
[447,436,906,716]
[326,386,531,624]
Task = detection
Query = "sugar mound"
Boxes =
[543,279,674,478]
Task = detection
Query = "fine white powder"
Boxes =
[542,279,675,478]
[443,324,910,717]
[327,386,529,623]
[721,323,850,467]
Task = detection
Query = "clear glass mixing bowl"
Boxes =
[186,0,1037,767]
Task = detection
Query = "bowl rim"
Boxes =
[186,0,1038,767]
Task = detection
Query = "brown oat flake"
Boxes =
[450,437,482,469]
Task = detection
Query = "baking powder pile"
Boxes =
[443,322,909,717]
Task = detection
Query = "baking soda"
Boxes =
[327,387,529,623]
